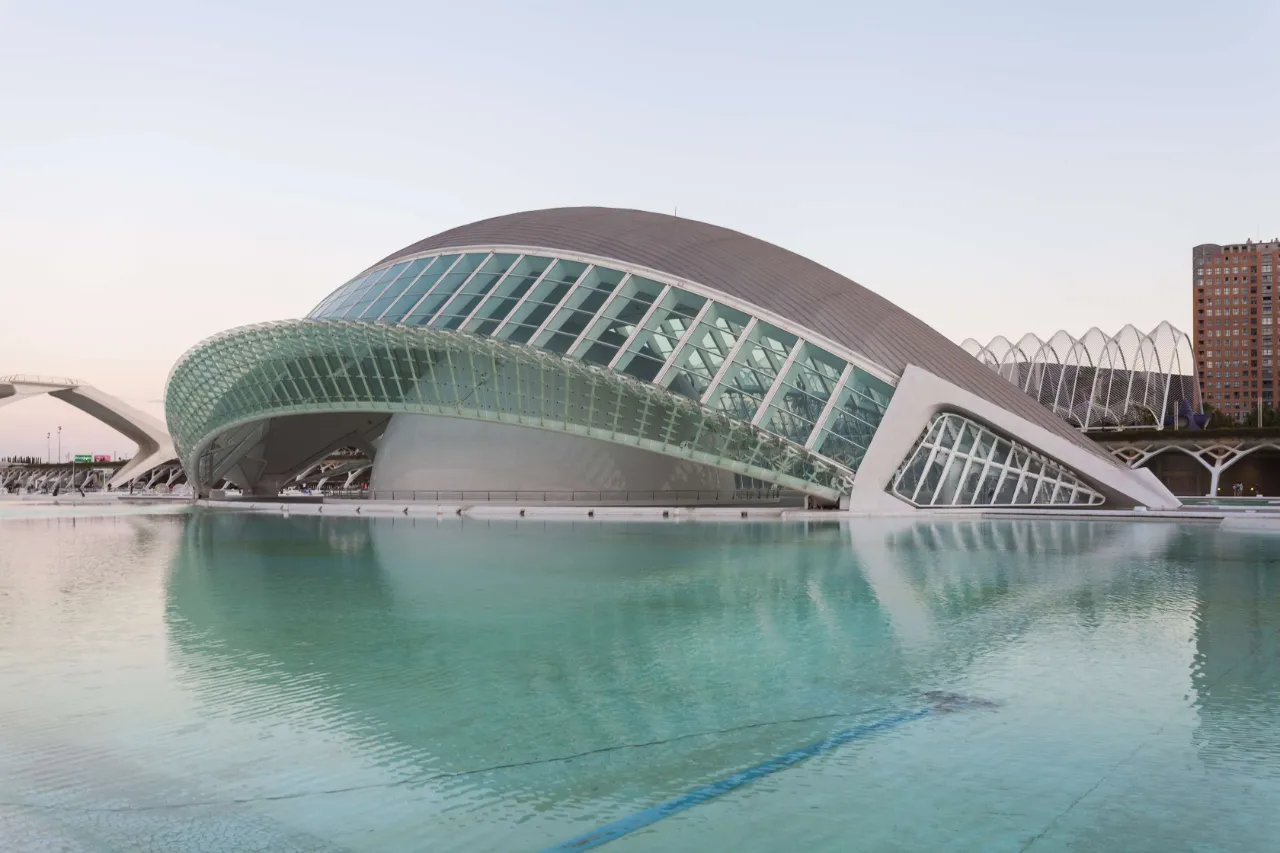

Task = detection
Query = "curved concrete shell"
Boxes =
[0,374,177,488]
[166,208,1177,510]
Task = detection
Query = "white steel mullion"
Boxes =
[373,256,440,322]
[988,446,1017,503]
[700,317,758,406]
[1083,360,1107,430]
[334,268,389,317]
[427,252,494,325]
[750,339,804,427]
[608,284,671,370]
[1049,468,1070,504]
[396,254,464,322]
[492,260,557,338]
[1008,450,1036,506]
[567,273,631,359]
[967,428,1002,505]
[803,362,855,450]
[1027,466,1047,505]
[529,265,594,344]
[458,254,523,328]
[951,434,991,506]
[1055,466,1074,504]
[323,271,374,316]
[653,299,714,386]
[1029,458,1049,504]
[907,441,941,504]
[997,454,1025,505]
[928,420,965,506]
[909,420,950,504]
[1038,467,1058,505]
[352,264,406,319]
[356,242,899,387]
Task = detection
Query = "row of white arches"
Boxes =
[960,322,1201,430]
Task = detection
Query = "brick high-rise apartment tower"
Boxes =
[1194,238,1280,422]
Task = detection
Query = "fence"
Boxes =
[317,488,806,506]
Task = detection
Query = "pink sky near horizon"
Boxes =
[3,1,1279,460]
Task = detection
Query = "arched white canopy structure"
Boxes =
[0,374,177,488]
[165,207,1178,510]
[961,322,1202,430]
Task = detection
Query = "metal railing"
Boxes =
[316,488,806,506]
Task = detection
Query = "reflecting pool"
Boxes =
[1,510,1278,852]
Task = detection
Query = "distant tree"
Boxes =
[1200,404,1237,430]
[1132,407,1159,427]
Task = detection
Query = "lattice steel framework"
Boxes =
[304,248,897,467]
[166,246,906,498]
[961,322,1201,430]
[890,413,1105,507]
[165,321,865,501]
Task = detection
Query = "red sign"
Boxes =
[92,454,112,463]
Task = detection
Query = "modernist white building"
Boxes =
[164,208,1178,510]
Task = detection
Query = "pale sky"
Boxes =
[2,1,1278,459]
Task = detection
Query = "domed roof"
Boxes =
[377,207,1103,458]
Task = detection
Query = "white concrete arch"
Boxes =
[0,374,177,488]
[968,323,1202,431]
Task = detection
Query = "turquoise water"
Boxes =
[1,511,1278,852]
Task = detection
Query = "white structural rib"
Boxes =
[961,321,1202,430]
[700,317,759,405]
[0,374,177,488]
[751,338,803,427]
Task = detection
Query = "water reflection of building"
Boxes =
[1188,533,1280,768]
[167,513,919,796]
[165,513,1193,805]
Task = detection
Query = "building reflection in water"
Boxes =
[1186,530,1280,771]
[167,514,913,799]
[166,511,1274,813]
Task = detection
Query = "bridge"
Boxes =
[1088,427,1280,497]
[0,374,178,489]
[0,458,187,494]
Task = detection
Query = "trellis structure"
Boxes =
[165,321,858,502]
[961,322,1201,430]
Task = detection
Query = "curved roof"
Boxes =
[378,206,1104,458]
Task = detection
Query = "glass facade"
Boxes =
[890,413,1104,507]
[165,321,852,500]
[304,250,897,482]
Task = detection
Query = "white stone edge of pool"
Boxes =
[185,498,1264,526]
[8,493,1279,528]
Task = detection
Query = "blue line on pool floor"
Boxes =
[538,706,934,852]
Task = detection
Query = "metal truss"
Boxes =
[168,246,909,498]
[298,247,898,467]
[1102,435,1280,497]
[165,320,858,501]
[960,322,1201,430]
[890,413,1104,507]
